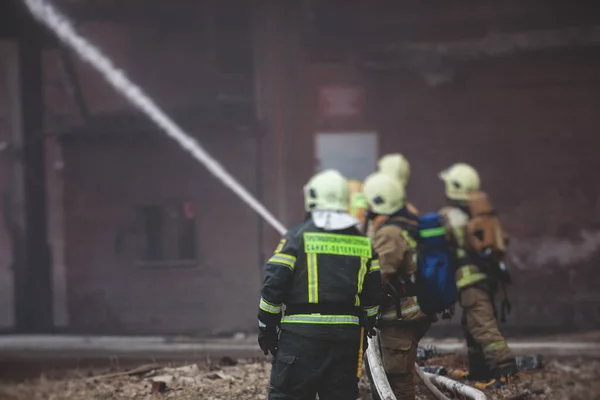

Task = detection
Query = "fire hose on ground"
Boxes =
[366,333,487,400]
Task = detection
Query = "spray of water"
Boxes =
[22,0,288,236]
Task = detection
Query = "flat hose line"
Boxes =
[366,333,487,400]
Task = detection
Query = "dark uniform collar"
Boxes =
[388,206,419,225]
[446,198,470,215]
[304,211,312,222]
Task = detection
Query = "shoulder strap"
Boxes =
[384,217,419,241]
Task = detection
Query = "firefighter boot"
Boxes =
[466,350,492,382]
[473,362,518,390]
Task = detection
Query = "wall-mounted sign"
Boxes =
[318,85,364,118]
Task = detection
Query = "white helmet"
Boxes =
[439,163,481,201]
[378,153,411,186]
[363,172,406,215]
[303,169,349,212]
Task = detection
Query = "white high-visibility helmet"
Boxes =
[439,163,481,201]
[303,169,349,212]
[363,172,406,215]
[378,153,411,186]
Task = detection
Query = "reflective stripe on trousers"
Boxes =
[484,340,508,354]
[456,265,487,289]
[380,297,422,321]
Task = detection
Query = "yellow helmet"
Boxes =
[439,163,480,201]
[378,153,411,186]
[303,169,349,212]
[363,172,406,215]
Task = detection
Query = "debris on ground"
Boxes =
[0,355,598,399]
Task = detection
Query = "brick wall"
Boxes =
[61,133,262,335]
[368,48,600,332]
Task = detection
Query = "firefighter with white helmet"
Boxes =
[438,163,517,389]
[439,163,481,201]
[377,153,411,187]
[259,169,381,399]
[362,172,430,400]
[351,153,420,237]
[378,153,419,215]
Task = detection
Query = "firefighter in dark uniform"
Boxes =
[258,169,381,400]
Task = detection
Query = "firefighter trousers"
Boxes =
[460,285,516,380]
[269,329,361,400]
[379,318,431,400]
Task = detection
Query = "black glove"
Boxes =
[258,325,279,356]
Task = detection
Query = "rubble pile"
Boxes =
[0,354,598,399]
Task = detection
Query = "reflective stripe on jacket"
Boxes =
[258,219,381,340]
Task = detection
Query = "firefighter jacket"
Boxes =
[371,210,427,323]
[439,203,488,290]
[258,218,381,341]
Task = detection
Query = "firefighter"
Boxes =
[258,169,381,400]
[362,172,431,400]
[438,163,518,389]
[377,153,419,216]
[359,153,420,237]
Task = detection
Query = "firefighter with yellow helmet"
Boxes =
[362,172,430,400]
[258,169,381,399]
[438,163,517,389]
[348,153,419,236]
[376,153,420,215]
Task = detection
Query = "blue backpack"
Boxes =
[414,212,457,316]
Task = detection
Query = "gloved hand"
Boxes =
[258,325,279,356]
[365,316,377,338]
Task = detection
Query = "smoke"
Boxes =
[21,0,287,236]
[509,230,600,269]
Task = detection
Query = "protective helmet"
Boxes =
[303,169,349,212]
[304,180,316,212]
[439,163,480,201]
[363,172,406,215]
[377,153,411,186]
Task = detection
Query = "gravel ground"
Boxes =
[0,355,598,400]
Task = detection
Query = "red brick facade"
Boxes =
[1,3,599,334]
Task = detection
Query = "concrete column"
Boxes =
[3,34,53,332]
[253,1,304,234]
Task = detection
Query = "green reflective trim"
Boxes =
[484,340,508,353]
[259,298,281,314]
[364,305,379,317]
[350,193,369,217]
[355,257,368,306]
[281,314,359,325]
[457,265,487,289]
[303,233,372,258]
[457,273,487,288]
[369,259,380,272]
[420,226,446,238]
[268,254,296,270]
[307,253,319,303]
[400,230,417,249]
